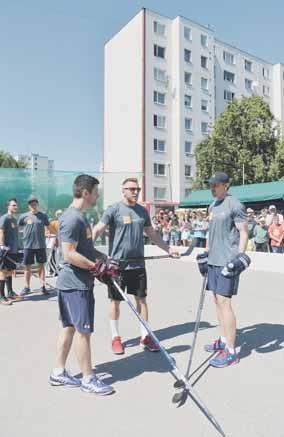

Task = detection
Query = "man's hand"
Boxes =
[90,258,120,285]
[168,246,180,258]
[196,251,209,276]
[221,253,251,278]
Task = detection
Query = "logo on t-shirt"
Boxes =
[11,223,17,228]
[26,219,33,225]
[86,227,92,239]
[123,216,132,224]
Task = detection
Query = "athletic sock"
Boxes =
[0,280,5,298]
[140,322,148,339]
[83,374,94,384]
[5,276,13,293]
[220,336,226,344]
[53,367,64,376]
[110,320,120,339]
[227,346,236,354]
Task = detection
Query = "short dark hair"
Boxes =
[73,175,100,198]
[122,177,139,186]
[7,198,18,205]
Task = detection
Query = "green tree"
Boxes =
[0,151,27,168]
[194,96,282,188]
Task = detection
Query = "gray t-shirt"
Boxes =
[56,207,98,291]
[208,195,247,267]
[0,214,19,254]
[18,211,50,249]
[101,201,152,269]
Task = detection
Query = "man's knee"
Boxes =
[215,294,232,309]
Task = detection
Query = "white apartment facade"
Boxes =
[14,153,54,171]
[104,8,284,207]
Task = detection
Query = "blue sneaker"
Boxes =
[49,369,81,387]
[204,338,226,353]
[81,374,114,396]
[209,348,239,368]
[20,287,31,296]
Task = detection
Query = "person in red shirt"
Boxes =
[268,215,284,254]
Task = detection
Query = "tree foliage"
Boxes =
[0,151,27,168]
[194,96,284,188]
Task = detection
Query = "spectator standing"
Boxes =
[268,215,284,254]
[253,218,269,252]
[266,205,284,226]
[192,211,207,248]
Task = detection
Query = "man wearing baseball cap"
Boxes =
[18,196,55,295]
[266,205,283,227]
[196,172,250,368]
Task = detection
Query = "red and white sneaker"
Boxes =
[111,336,125,355]
[140,335,160,352]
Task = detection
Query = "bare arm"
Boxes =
[236,221,248,253]
[62,241,97,269]
[0,228,4,246]
[92,221,107,241]
[144,226,170,253]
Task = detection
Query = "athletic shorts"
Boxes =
[58,288,95,333]
[206,265,240,297]
[1,253,20,271]
[108,268,147,301]
[23,248,47,265]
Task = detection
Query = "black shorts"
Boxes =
[23,248,47,265]
[58,288,95,333]
[207,265,240,297]
[108,268,147,301]
[1,253,20,271]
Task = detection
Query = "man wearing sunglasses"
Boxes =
[93,178,179,354]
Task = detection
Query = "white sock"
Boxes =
[140,322,148,339]
[53,367,64,376]
[220,336,226,344]
[227,346,235,354]
[110,320,120,339]
[83,373,94,384]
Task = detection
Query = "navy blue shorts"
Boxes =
[58,288,95,333]
[23,248,47,265]
[207,265,240,297]
[108,268,147,301]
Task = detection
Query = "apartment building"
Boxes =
[104,8,284,208]
[14,153,54,171]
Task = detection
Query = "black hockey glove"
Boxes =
[221,253,251,278]
[196,251,209,277]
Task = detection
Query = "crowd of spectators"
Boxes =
[151,204,284,254]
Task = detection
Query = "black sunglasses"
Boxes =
[124,187,141,193]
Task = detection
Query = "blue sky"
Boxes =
[1,0,284,171]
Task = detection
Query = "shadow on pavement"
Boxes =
[238,323,284,359]
[24,289,58,302]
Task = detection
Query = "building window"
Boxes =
[184,27,192,41]
[201,99,208,111]
[245,78,252,91]
[184,188,191,198]
[154,44,165,59]
[153,114,166,129]
[184,71,192,86]
[154,187,166,200]
[244,60,252,72]
[154,163,166,177]
[223,50,235,65]
[185,165,192,177]
[185,141,192,155]
[263,85,270,97]
[185,118,192,131]
[154,91,166,105]
[184,49,192,63]
[154,67,167,82]
[201,56,208,69]
[263,67,270,79]
[154,139,166,153]
[153,21,166,36]
[184,94,192,108]
[201,122,209,134]
[201,77,208,91]
[201,34,208,47]
[224,90,235,101]
[224,70,235,83]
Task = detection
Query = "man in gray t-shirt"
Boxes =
[198,172,248,369]
[93,177,179,355]
[18,197,54,295]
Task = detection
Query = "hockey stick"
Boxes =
[111,278,226,437]
[119,237,197,264]
[174,273,208,389]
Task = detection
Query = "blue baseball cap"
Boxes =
[205,172,230,184]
